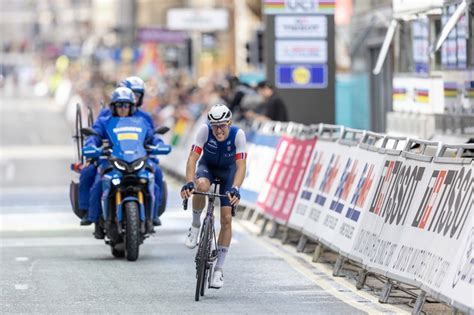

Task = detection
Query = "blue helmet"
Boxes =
[119,76,145,107]
[109,87,136,116]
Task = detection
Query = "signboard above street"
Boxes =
[275,40,328,63]
[167,8,228,31]
[275,15,327,38]
[137,27,188,44]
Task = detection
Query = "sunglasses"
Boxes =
[211,123,229,130]
[115,102,131,109]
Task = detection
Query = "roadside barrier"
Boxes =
[160,119,473,314]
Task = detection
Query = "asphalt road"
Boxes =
[0,91,406,314]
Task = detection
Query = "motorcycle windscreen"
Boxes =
[106,117,148,163]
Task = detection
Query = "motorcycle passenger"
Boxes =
[84,87,162,238]
[181,104,247,289]
[119,76,166,227]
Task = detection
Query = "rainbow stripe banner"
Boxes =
[318,0,336,13]
[263,0,335,15]
[393,88,407,101]
[414,88,430,103]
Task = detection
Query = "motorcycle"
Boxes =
[74,115,171,261]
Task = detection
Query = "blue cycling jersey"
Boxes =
[200,125,239,169]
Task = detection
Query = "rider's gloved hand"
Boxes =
[227,186,240,206]
[180,181,195,200]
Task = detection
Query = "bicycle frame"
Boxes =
[183,183,231,301]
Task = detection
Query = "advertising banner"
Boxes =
[351,154,473,310]
[400,161,473,309]
[240,133,281,207]
[321,146,386,256]
[299,141,345,241]
[298,143,386,254]
[256,135,316,224]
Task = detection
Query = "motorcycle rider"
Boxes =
[83,87,163,238]
[79,76,165,227]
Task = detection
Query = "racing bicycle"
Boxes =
[183,180,235,301]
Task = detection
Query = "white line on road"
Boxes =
[5,162,15,181]
[14,284,28,290]
[15,257,29,262]
[0,145,75,160]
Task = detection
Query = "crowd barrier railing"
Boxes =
[160,119,473,314]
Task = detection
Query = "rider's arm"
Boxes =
[85,117,108,147]
[185,151,200,183]
[232,129,248,189]
[185,124,208,183]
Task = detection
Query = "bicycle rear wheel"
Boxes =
[195,221,210,301]
[74,103,84,163]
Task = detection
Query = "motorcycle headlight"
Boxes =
[133,160,145,171]
[113,160,127,171]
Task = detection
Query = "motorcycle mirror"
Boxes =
[154,126,170,135]
[81,127,99,137]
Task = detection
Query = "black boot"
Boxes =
[80,216,93,226]
[146,219,155,234]
[93,223,105,239]
[153,217,162,226]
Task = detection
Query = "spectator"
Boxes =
[245,80,288,122]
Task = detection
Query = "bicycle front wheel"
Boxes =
[195,221,210,301]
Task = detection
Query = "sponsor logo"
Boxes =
[452,227,473,288]
[329,158,358,214]
[412,167,473,239]
[346,163,375,222]
[113,126,142,133]
[368,160,425,226]
[314,153,340,206]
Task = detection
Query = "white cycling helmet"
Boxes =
[207,104,232,124]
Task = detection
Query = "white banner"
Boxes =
[287,138,329,230]
[240,133,280,207]
[275,15,327,38]
[351,154,473,311]
[275,40,328,64]
[296,140,344,241]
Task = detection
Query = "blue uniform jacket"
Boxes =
[85,108,162,148]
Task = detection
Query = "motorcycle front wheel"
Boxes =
[124,201,140,261]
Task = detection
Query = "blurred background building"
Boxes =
[0,0,472,141]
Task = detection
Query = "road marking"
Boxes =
[15,257,29,262]
[5,162,15,181]
[14,284,28,290]
[0,145,75,160]
[235,220,409,314]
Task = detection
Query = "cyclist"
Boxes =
[181,104,247,289]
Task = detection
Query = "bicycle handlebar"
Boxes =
[182,191,236,216]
